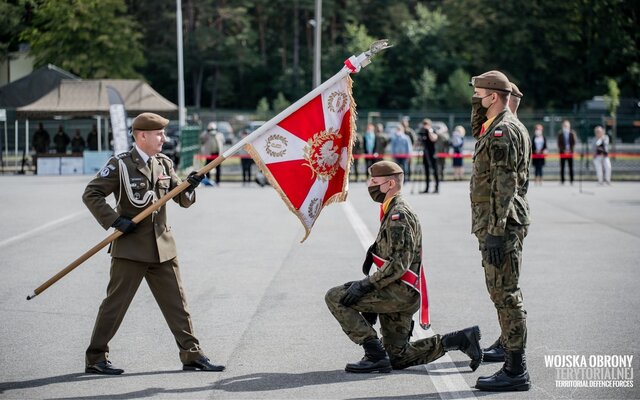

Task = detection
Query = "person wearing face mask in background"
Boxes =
[325,161,482,375]
[530,124,547,186]
[469,71,532,391]
[557,119,578,185]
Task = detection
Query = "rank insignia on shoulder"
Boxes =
[494,129,503,137]
[116,152,130,159]
[391,213,401,221]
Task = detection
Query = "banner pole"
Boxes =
[27,40,392,300]
[26,155,226,300]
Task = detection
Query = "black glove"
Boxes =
[340,278,373,306]
[111,216,136,234]
[362,244,375,275]
[186,171,204,191]
[484,234,505,266]
[362,312,378,326]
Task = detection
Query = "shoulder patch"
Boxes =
[391,213,402,221]
[494,129,503,137]
[99,163,116,177]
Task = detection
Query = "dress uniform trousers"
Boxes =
[86,257,204,365]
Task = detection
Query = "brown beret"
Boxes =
[132,112,169,131]
[510,82,523,98]
[469,70,512,93]
[368,161,404,177]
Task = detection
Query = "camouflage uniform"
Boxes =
[325,195,445,368]
[470,108,531,351]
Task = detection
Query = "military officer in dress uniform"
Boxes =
[469,71,532,391]
[325,161,482,374]
[83,112,224,374]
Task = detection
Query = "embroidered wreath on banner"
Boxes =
[303,128,342,182]
[327,91,348,113]
[265,134,288,158]
[307,197,321,220]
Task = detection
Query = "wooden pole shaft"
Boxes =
[26,155,227,300]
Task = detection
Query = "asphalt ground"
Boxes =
[0,176,639,400]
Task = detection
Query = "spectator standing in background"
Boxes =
[87,125,99,151]
[390,125,412,180]
[593,125,611,185]
[450,125,466,180]
[71,129,86,153]
[557,119,578,185]
[531,124,547,186]
[32,123,50,154]
[434,125,450,182]
[238,129,254,186]
[417,119,439,194]
[401,116,417,181]
[352,129,364,182]
[54,125,70,154]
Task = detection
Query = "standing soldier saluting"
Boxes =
[469,71,532,391]
[82,112,224,374]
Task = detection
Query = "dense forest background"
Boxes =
[1,0,638,112]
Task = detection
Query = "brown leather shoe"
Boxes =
[85,360,124,375]
[182,357,225,372]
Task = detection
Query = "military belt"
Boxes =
[372,253,419,291]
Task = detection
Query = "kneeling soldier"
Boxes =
[325,161,482,373]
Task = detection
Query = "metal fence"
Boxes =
[2,109,639,180]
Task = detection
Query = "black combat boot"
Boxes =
[475,349,530,391]
[345,337,392,373]
[441,326,482,371]
[483,338,506,362]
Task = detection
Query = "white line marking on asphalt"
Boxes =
[0,210,86,249]
[342,200,476,399]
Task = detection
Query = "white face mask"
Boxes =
[562,127,570,134]
[535,130,542,136]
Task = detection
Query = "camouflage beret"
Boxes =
[510,82,523,98]
[369,161,404,177]
[469,70,512,93]
[132,112,169,131]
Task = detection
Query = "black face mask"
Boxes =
[368,183,387,203]
[470,95,489,138]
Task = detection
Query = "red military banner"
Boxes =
[245,76,356,241]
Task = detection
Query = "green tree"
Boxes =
[255,96,270,119]
[410,68,437,109]
[21,0,144,78]
[272,92,290,114]
[0,1,26,61]
[441,68,471,109]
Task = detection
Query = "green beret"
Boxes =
[368,161,404,177]
[132,112,169,131]
[510,82,523,98]
[469,70,512,93]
